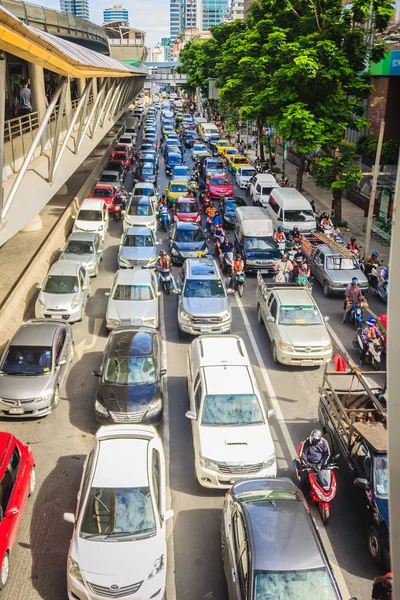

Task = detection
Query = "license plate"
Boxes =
[259,270,270,274]
[51,314,63,319]
[301,360,313,366]
[200,326,212,332]
[9,407,24,414]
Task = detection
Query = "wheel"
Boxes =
[319,503,330,525]
[221,523,226,565]
[257,304,262,324]
[0,553,9,590]
[323,281,330,297]
[164,283,170,296]
[29,467,36,496]
[271,342,278,364]
[53,387,60,410]
[238,283,244,298]
[362,222,367,232]
[368,524,383,564]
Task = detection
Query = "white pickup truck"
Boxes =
[255,272,332,366]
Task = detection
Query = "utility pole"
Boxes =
[364,121,385,258]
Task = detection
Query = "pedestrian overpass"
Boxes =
[0,5,145,245]
[144,61,188,84]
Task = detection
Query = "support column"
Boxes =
[92,77,98,101]
[28,63,50,151]
[77,78,87,120]
[0,52,6,219]
[65,77,73,127]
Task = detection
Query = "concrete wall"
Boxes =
[109,44,148,63]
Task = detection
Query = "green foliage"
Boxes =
[312,146,361,192]
[356,135,400,164]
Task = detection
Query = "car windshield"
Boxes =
[92,189,113,198]
[123,234,154,247]
[135,187,153,197]
[284,209,315,222]
[65,241,94,255]
[244,237,276,251]
[184,279,225,298]
[233,158,248,164]
[326,256,356,270]
[77,210,102,222]
[104,356,156,384]
[241,169,256,177]
[202,394,264,426]
[176,229,204,242]
[1,345,52,374]
[176,203,196,213]
[112,285,154,301]
[80,487,156,538]
[194,145,205,151]
[115,146,127,152]
[254,568,338,600]
[279,305,322,325]
[211,177,228,186]
[100,174,119,183]
[43,275,79,294]
[168,156,181,164]
[142,167,154,175]
[170,184,188,193]
[128,204,153,216]
[374,455,389,499]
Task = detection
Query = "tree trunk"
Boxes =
[296,155,305,191]
[257,116,265,162]
[332,188,343,225]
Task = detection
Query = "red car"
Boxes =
[207,174,234,199]
[112,144,131,168]
[0,432,35,588]
[172,198,201,223]
[141,137,157,150]
[89,184,117,212]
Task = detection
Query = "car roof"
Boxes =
[48,260,80,276]
[176,221,201,231]
[94,438,150,488]
[66,232,98,242]
[115,269,153,285]
[177,198,196,204]
[130,196,152,205]
[170,180,188,186]
[134,182,154,189]
[93,184,113,190]
[12,319,59,346]
[109,327,156,357]
[255,173,278,183]
[275,288,315,305]
[204,365,253,395]
[79,198,105,210]
[196,335,250,366]
[186,258,220,279]
[125,226,153,235]
[100,170,119,177]
[167,152,182,158]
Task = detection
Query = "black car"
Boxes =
[222,478,342,600]
[93,327,166,426]
[183,131,199,148]
[220,196,247,227]
[169,222,208,265]
[104,160,126,179]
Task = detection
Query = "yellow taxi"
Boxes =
[220,146,239,159]
[165,180,190,207]
[162,124,175,136]
[215,139,231,154]
[227,155,251,175]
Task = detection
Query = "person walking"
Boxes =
[19,80,32,117]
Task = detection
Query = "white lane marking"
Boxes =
[74,318,103,360]
[235,295,352,600]
[160,294,176,600]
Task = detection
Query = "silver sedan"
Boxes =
[59,232,103,277]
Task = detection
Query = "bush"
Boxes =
[356,135,399,164]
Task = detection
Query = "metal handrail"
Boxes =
[4,112,40,142]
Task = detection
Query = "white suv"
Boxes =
[64,425,173,600]
[185,335,276,489]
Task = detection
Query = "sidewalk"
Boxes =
[244,146,390,264]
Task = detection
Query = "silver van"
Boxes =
[234,207,280,273]
[265,188,317,235]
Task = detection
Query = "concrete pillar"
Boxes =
[77,78,87,120]
[92,77,98,101]
[0,53,6,217]
[28,63,50,151]
[65,77,73,127]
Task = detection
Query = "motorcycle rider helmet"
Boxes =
[287,233,293,241]
[309,429,322,446]
[277,226,282,233]
[382,573,393,589]
[281,253,288,260]
[351,236,356,242]
[293,226,299,235]
[236,254,241,260]
[351,277,358,285]
[366,318,377,326]
[371,251,378,258]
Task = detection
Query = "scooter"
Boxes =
[293,443,339,525]
[221,251,234,275]
[353,329,384,369]
[159,268,172,295]
[277,240,286,256]
[112,204,122,222]
[160,211,169,232]
[232,271,246,297]
[346,302,368,327]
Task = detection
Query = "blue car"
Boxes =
[165,151,183,174]
[169,222,208,265]
[172,165,190,181]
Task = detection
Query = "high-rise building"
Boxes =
[60,0,89,20]
[161,37,172,61]
[103,5,129,24]
[196,0,230,30]
[185,0,197,28]
[170,0,184,45]
[231,0,244,19]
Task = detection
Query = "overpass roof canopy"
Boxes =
[0,5,146,78]
[144,61,182,67]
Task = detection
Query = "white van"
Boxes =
[266,188,317,235]
[249,173,281,207]
[73,198,109,241]
[201,123,220,142]
[186,334,276,489]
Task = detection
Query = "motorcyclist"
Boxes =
[213,223,225,249]
[372,572,393,600]
[219,236,234,256]
[230,254,245,288]
[300,429,330,476]
[319,212,333,232]
[156,251,171,284]
[347,236,360,255]
[159,193,167,207]
[378,265,389,297]
[342,277,366,324]
[274,254,293,282]
[205,204,216,235]
[292,226,301,243]
[285,233,297,255]
[274,226,286,244]
[297,263,310,285]
[360,318,383,365]
[364,251,379,276]
[212,210,223,229]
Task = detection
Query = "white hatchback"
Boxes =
[235,166,257,189]
[64,425,173,600]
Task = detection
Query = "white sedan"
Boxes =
[132,182,159,208]
[235,166,257,189]
[64,425,173,600]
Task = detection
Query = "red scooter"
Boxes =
[293,441,339,525]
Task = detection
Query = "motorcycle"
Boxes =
[277,240,286,256]
[113,204,122,222]
[346,301,368,327]
[293,443,339,525]
[159,268,172,295]
[160,211,169,232]
[221,251,234,275]
[232,271,246,297]
[353,328,384,369]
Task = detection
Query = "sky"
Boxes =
[31,0,169,47]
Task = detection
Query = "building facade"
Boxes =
[197,0,230,30]
[101,21,148,63]
[185,0,197,28]
[170,0,184,52]
[103,5,129,24]
[60,0,89,20]
[231,0,245,19]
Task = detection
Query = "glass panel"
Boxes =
[254,569,338,600]
[202,394,264,426]
[104,357,156,384]
[1,346,52,374]
[43,275,78,294]
[112,285,154,301]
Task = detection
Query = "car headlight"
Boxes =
[221,311,231,322]
[324,341,333,350]
[143,317,156,326]
[35,390,54,403]
[147,397,163,416]
[68,557,83,583]
[199,454,219,471]
[107,318,121,326]
[262,455,276,469]
[330,282,342,288]
[119,255,130,265]
[246,260,255,265]
[279,341,294,352]
[95,399,108,416]
[98,225,104,231]
[179,310,190,321]
[146,257,157,265]
[71,299,80,309]
[148,555,165,579]
[37,298,46,310]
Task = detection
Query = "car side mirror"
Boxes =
[71,215,76,220]
[105,291,110,296]
[266,315,275,323]
[157,291,162,297]
[92,370,101,377]
[163,509,174,522]
[267,409,275,419]
[5,506,19,518]
[174,288,182,295]
[36,283,41,290]
[324,316,329,322]
[160,368,167,376]
[82,286,88,291]
[185,410,197,420]
[63,512,76,524]
[354,477,369,490]
[58,359,67,367]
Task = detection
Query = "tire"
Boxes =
[257,304,262,324]
[368,524,383,565]
[271,342,278,364]
[164,283,171,296]
[53,387,60,410]
[238,283,244,298]
[323,281,330,297]
[362,222,367,232]
[0,553,9,590]
[319,503,330,526]
[29,467,36,497]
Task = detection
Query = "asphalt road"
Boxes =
[0,110,388,600]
